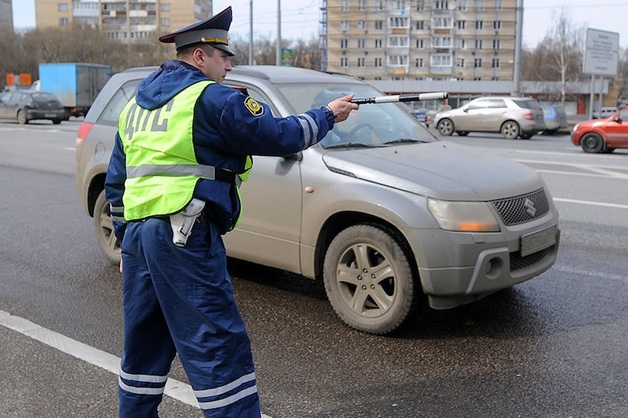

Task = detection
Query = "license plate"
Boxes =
[520,225,557,257]
[45,114,57,118]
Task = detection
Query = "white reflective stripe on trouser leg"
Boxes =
[118,369,168,395]
[194,371,258,410]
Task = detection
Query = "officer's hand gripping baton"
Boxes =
[351,91,448,105]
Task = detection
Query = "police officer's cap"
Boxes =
[159,6,235,56]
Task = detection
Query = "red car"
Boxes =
[571,108,628,153]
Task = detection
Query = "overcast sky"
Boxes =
[12,0,628,49]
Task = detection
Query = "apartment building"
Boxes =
[323,0,516,81]
[34,0,211,45]
[0,0,13,31]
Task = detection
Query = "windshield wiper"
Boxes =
[384,138,427,145]
[324,142,375,149]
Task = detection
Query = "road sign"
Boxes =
[582,29,619,77]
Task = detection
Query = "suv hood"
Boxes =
[321,141,542,201]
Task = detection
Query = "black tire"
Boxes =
[437,118,455,136]
[52,119,62,125]
[519,133,533,140]
[323,224,419,335]
[581,133,604,153]
[94,189,121,265]
[17,109,28,124]
[456,131,469,136]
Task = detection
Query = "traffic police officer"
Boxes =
[105,6,358,418]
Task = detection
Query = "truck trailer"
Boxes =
[38,63,112,117]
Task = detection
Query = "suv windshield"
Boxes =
[275,83,435,148]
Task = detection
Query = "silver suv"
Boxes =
[76,66,560,334]
[435,96,546,139]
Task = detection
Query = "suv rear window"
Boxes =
[512,98,540,110]
[97,80,141,126]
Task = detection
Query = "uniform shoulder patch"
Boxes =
[244,97,264,116]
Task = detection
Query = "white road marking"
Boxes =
[0,309,272,417]
[553,198,628,210]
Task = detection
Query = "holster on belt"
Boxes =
[170,198,206,247]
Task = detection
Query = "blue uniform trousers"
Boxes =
[118,216,260,418]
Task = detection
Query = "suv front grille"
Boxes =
[491,189,549,226]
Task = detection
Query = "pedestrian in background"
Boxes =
[105,6,358,418]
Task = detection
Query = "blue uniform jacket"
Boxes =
[105,60,336,240]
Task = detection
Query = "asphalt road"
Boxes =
[0,120,626,418]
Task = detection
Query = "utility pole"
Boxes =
[275,0,281,66]
[511,0,524,97]
[249,0,253,65]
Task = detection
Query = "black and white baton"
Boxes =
[351,92,449,104]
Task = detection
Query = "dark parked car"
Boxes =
[540,104,568,135]
[76,66,559,334]
[0,90,68,124]
[571,108,628,153]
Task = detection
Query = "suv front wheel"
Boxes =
[94,189,121,264]
[323,224,420,335]
[437,118,455,136]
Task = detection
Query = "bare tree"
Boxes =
[523,9,584,105]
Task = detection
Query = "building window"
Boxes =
[474,58,482,68]
[340,58,348,68]
[476,21,483,30]
[375,21,384,30]
[433,17,452,28]
[416,39,424,48]
[475,39,483,49]
[456,58,465,68]
[458,0,468,10]
[340,39,348,48]
[358,0,366,11]
[161,18,170,27]
[357,58,365,67]
[388,55,408,66]
[457,20,466,30]
[456,38,466,48]
[341,0,348,11]
[376,1,385,10]
[494,0,503,10]
[357,20,366,30]
[389,36,409,47]
[415,58,424,68]
[340,21,348,31]
[415,0,425,11]
[476,0,485,10]
[433,37,452,48]
[493,21,502,30]
[416,21,424,30]
[357,38,366,48]
[389,17,409,28]
[492,58,500,68]
[435,1,449,10]
[431,54,452,67]
[58,3,68,12]
[375,39,383,48]
[375,58,382,67]
[492,39,500,49]
[161,3,170,12]
[59,17,68,25]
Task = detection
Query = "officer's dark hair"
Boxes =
[176,43,216,59]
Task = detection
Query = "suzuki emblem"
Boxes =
[524,198,537,217]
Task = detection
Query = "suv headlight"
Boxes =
[427,198,500,232]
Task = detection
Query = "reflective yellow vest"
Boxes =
[119,81,251,225]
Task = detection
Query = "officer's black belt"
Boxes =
[126,164,239,186]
